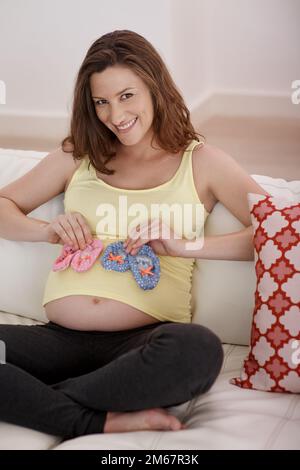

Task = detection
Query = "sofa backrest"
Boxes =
[0,149,62,323]
[0,148,299,344]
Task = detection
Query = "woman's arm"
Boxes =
[194,143,271,227]
[186,143,272,261]
[0,147,78,242]
[182,225,255,261]
[0,198,49,242]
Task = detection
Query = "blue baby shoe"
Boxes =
[128,244,160,290]
[100,241,130,272]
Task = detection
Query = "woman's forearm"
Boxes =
[182,225,254,261]
[0,197,49,242]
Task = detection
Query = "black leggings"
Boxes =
[0,320,223,440]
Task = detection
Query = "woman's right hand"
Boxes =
[43,212,94,250]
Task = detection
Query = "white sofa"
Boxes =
[0,147,299,450]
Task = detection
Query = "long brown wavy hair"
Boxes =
[62,29,205,175]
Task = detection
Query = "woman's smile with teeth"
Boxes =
[116,117,137,131]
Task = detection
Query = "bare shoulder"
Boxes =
[42,145,82,192]
[56,142,81,168]
[0,144,82,216]
[191,142,271,226]
[190,142,220,214]
[191,142,231,173]
[56,144,83,191]
[47,143,79,167]
[191,140,269,192]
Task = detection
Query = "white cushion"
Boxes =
[0,310,54,450]
[0,149,63,322]
[0,421,61,451]
[192,174,300,345]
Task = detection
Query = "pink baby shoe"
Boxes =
[70,239,104,272]
[52,244,78,272]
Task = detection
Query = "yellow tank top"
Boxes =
[42,139,208,323]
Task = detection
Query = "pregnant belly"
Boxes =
[44,295,161,331]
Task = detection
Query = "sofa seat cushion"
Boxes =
[0,422,62,450]
[53,345,300,450]
[0,311,56,450]
[0,311,45,326]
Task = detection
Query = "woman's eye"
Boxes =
[94,94,132,106]
[121,93,133,100]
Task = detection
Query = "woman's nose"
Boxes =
[109,105,125,126]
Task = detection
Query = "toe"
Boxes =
[171,418,183,431]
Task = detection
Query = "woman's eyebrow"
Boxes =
[92,87,136,99]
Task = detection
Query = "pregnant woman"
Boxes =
[0,30,269,439]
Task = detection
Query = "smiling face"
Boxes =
[90,65,154,147]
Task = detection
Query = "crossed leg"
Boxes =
[0,321,223,438]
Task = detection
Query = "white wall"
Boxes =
[171,0,300,95]
[207,0,300,92]
[171,0,300,119]
[0,0,173,114]
[0,0,299,142]
[171,0,210,105]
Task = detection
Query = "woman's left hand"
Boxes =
[123,218,186,257]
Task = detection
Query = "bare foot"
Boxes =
[103,408,187,433]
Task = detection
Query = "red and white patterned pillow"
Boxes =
[231,193,300,393]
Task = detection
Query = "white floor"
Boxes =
[199,116,300,181]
